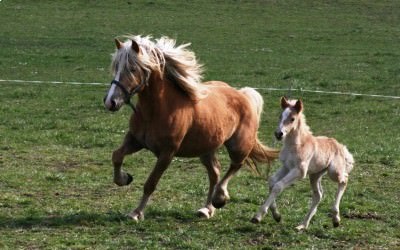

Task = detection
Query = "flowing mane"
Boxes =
[112,35,208,101]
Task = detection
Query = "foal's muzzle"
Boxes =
[275,130,284,141]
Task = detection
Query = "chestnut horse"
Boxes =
[103,35,278,221]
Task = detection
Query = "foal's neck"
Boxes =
[285,115,312,146]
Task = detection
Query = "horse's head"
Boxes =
[275,96,303,140]
[103,38,148,112]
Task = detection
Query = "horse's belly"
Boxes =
[175,135,224,157]
[175,128,227,157]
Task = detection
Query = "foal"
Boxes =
[251,97,354,230]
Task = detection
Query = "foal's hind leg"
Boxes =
[332,181,347,227]
[113,132,143,186]
[328,164,349,227]
[198,153,221,219]
[296,171,325,231]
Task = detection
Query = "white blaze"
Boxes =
[104,70,121,108]
[279,108,291,135]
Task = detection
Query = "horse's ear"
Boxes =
[281,96,290,109]
[131,40,140,54]
[294,99,303,113]
[115,38,123,49]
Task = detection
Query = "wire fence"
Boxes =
[1,79,399,99]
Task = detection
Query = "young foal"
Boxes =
[251,97,354,230]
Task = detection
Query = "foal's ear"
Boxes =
[115,38,123,49]
[131,40,140,54]
[294,99,303,113]
[280,96,290,109]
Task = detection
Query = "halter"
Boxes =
[110,79,144,112]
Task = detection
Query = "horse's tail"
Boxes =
[239,87,264,123]
[248,138,280,164]
[343,146,354,174]
[240,87,280,174]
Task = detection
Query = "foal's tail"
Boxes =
[240,87,280,174]
[343,146,354,173]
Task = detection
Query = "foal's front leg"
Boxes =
[296,171,324,231]
[128,151,174,221]
[113,133,143,186]
[251,168,302,223]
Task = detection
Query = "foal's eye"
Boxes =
[290,117,295,122]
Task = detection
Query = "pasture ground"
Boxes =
[0,1,399,249]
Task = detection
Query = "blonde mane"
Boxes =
[112,35,208,101]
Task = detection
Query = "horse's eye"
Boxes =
[290,117,295,122]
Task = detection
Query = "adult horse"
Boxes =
[103,35,278,221]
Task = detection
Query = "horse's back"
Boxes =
[176,81,259,157]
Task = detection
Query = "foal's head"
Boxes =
[104,38,152,111]
[275,97,304,140]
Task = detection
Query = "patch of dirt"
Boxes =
[343,211,383,220]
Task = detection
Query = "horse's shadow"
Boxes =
[0,210,201,229]
[0,211,129,229]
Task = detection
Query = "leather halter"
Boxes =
[110,79,144,112]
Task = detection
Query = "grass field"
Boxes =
[1,0,399,249]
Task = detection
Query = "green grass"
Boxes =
[1,0,399,249]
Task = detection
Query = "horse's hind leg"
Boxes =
[212,133,253,209]
[212,161,242,209]
[198,153,221,219]
[113,132,143,186]
[296,171,325,231]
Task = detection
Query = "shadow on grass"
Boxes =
[0,209,204,229]
[0,211,129,229]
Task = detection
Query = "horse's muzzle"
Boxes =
[103,95,119,112]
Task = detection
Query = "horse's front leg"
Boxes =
[128,151,174,221]
[112,133,143,186]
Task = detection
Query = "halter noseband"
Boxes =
[110,79,144,112]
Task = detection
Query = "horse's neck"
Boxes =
[137,74,188,119]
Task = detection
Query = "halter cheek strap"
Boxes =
[110,79,144,112]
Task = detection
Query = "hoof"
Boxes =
[197,208,211,219]
[212,199,227,209]
[126,173,133,185]
[127,211,144,222]
[295,224,307,231]
[250,217,261,224]
[273,213,282,223]
[333,221,340,227]
[114,173,133,186]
